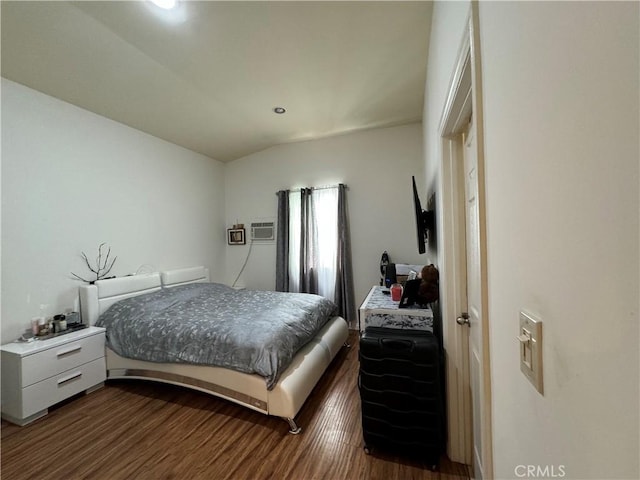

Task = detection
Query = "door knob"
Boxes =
[456,312,470,326]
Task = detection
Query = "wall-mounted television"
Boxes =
[412,176,435,254]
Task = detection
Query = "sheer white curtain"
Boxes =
[287,187,338,299]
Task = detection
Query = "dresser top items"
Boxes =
[0,326,106,356]
[359,286,433,332]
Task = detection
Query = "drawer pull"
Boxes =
[57,371,83,386]
[56,345,82,357]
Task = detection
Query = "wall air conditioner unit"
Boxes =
[250,221,275,241]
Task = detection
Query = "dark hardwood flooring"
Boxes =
[1,332,469,480]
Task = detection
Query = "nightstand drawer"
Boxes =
[21,357,106,419]
[21,333,105,387]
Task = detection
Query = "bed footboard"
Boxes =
[267,317,348,420]
[104,316,348,433]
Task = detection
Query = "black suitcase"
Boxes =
[359,327,444,468]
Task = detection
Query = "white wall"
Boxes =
[224,124,427,327]
[422,0,471,265]
[422,0,470,200]
[1,79,226,342]
[425,2,639,479]
[480,2,639,478]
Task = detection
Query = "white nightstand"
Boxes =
[1,326,106,426]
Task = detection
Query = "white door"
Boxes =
[462,118,486,479]
[439,5,492,473]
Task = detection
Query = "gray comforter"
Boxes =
[95,283,338,389]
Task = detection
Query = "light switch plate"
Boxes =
[519,311,543,395]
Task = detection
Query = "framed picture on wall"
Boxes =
[227,228,246,245]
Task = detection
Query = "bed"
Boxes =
[78,266,349,434]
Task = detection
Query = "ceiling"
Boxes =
[1,1,432,162]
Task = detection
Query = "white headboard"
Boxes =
[78,266,210,325]
[161,266,210,287]
[79,273,162,326]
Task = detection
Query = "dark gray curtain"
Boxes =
[299,188,318,294]
[334,184,356,324]
[275,190,289,292]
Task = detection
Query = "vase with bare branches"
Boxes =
[71,243,117,284]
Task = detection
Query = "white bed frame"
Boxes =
[79,266,349,434]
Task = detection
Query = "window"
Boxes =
[287,187,338,300]
[276,184,355,324]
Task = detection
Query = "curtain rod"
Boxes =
[275,184,348,195]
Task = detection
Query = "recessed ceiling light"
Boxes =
[149,0,177,10]
[273,107,286,114]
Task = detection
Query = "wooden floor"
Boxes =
[1,332,469,480]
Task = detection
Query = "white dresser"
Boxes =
[1,326,106,425]
[359,285,434,332]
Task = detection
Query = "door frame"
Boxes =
[438,3,493,477]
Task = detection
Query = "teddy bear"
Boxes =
[418,264,439,304]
